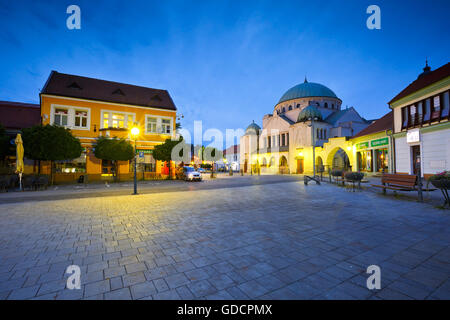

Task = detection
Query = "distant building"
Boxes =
[222,145,240,171]
[240,79,371,174]
[0,101,41,173]
[389,61,450,178]
[0,101,40,134]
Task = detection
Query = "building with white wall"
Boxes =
[389,61,450,178]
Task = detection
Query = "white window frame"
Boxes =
[50,104,91,131]
[144,115,173,136]
[101,110,136,129]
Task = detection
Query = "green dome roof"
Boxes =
[278,79,338,104]
[297,105,323,122]
[245,121,261,135]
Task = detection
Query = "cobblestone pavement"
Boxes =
[0,179,449,300]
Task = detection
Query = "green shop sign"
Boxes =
[136,149,153,154]
[356,142,369,149]
[370,137,389,147]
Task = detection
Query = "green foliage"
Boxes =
[22,124,82,161]
[153,138,183,163]
[0,124,11,160]
[94,137,134,161]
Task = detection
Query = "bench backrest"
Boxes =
[381,173,417,187]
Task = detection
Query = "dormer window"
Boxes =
[112,88,125,96]
[151,94,162,102]
[67,82,82,90]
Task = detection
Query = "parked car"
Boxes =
[183,167,202,181]
[197,168,206,173]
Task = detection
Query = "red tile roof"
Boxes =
[0,101,41,130]
[223,145,239,155]
[41,71,177,111]
[352,111,393,139]
[389,62,450,104]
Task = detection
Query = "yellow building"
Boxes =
[40,71,177,182]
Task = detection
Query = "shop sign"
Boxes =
[136,149,153,155]
[356,142,369,149]
[370,137,388,147]
[406,129,420,143]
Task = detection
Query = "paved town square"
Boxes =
[0,176,449,300]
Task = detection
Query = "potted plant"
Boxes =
[427,170,450,190]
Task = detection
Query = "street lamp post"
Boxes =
[131,126,140,195]
[308,117,318,177]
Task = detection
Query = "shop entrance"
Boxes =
[375,148,388,172]
[296,159,304,174]
[412,145,421,175]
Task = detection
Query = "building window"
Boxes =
[288,105,292,111]
[282,107,285,113]
[112,113,125,128]
[54,108,68,126]
[442,91,450,117]
[162,119,171,134]
[324,102,328,108]
[401,106,409,129]
[423,98,431,122]
[432,95,441,120]
[296,104,300,109]
[102,111,134,129]
[409,104,416,126]
[281,134,285,146]
[146,117,157,133]
[286,133,289,145]
[323,129,327,139]
[74,110,88,128]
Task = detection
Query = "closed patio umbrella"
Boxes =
[15,133,24,190]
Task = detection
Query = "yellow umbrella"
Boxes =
[15,134,24,190]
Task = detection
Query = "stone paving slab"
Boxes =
[0,179,449,300]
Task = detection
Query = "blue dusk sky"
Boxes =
[0,0,449,147]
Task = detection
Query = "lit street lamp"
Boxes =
[131,126,140,195]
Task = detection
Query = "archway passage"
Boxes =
[279,156,288,174]
[316,156,324,173]
[332,148,350,171]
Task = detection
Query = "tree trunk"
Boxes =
[50,160,54,186]
[114,160,119,182]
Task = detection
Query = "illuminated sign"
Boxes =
[406,129,420,143]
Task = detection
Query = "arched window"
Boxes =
[331,104,334,109]
[282,107,285,113]
[296,104,300,109]
[288,105,292,111]
[324,102,328,108]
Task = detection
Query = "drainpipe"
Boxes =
[386,129,395,173]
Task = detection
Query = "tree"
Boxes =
[22,124,82,183]
[94,136,134,181]
[0,124,11,164]
[153,138,184,179]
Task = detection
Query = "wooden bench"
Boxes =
[371,173,435,200]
